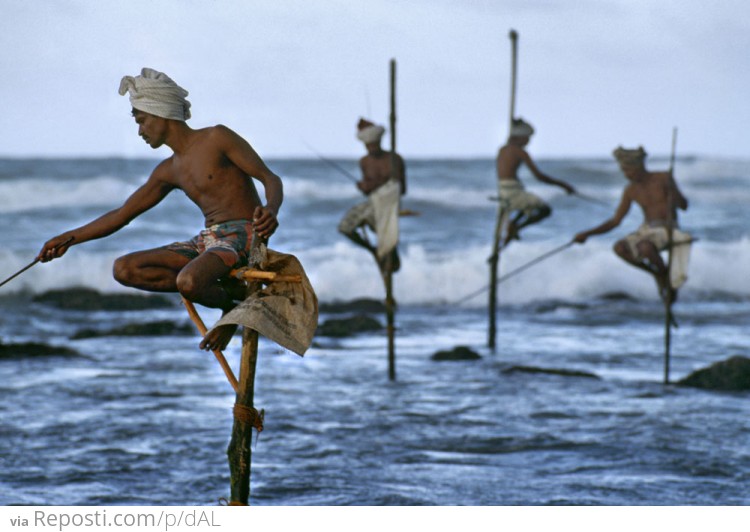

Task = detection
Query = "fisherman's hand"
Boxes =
[252,206,279,239]
[573,232,588,244]
[37,234,75,262]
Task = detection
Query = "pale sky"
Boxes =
[2,0,748,159]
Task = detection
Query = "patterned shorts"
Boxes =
[163,219,253,268]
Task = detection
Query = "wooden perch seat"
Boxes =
[230,267,302,283]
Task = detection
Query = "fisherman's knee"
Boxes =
[113,255,137,287]
[613,240,629,259]
[636,240,655,258]
[533,205,551,221]
[175,270,200,299]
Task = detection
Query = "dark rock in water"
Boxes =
[317,315,383,337]
[599,291,636,301]
[534,301,588,313]
[432,346,481,361]
[71,320,194,339]
[33,287,176,310]
[319,298,386,314]
[677,356,750,392]
[502,365,600,379]
[0,341,81,360]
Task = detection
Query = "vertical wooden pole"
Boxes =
[508,29,519,128]
[489,29,518,351]
[663,127,678,385]
[227,234,263,505]
[386,58,397,381]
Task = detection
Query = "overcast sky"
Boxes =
[2,0,748,159]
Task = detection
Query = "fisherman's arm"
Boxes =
[397,154,407,195]
[38,170,174,262]
[218,125,283,237]
[574,193,631,243]
[670,175,688,210]
[522,151,575,194]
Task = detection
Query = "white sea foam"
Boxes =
[0,177,138,213]
[1,238,747,303]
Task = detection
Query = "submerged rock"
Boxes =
[677,356,750,392]
[33,287,175,311]
[502,365,600,379]
[71,320,194,339]
[0,341,81,360]
[598,291,637,301]
[431,346,481,361]
[316,315,383,337]
[319,298,386,314]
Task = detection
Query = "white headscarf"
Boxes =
[118,68,191,121]
[356,118,385,144]
[510,118,534,138]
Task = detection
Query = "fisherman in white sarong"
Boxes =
[37,68,307,353]
[496,118,576,245]
[338,118,406,272]
[574,146,692,303]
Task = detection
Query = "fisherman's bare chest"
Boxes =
[169,152,240,194]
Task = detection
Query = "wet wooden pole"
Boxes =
[663,127,678,385]
[488,29,518,351]
[227,233,263,505]
[385,57,398,381]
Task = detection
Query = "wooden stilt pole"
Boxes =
[227,233,264,505]
[663,127,678,385]
[385,57,398,382]
[489,29,518,351]
[181,296,239,392]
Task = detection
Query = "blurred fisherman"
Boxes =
[573,146,691,302]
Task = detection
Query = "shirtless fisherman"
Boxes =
[37,68,283,351]
[338,118,406,270]
[573,146,690,302]
[497,118,575,244]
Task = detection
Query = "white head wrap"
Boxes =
[356,118,385,144]
[510,118,534,138]
[118,68,191,121]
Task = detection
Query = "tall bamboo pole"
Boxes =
[488,29,518,351]
[663,127,678,385]
[227,233,263,505]
[386,58,397,381]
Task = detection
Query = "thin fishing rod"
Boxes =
[302,140,359,184]
[455,240,574,306]
[0,236,74,289]
[573,192,610,207]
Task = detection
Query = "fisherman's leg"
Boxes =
[339,203,377,255]
[517,205,551,230]
[504,212,525,245]
[113,248,191,292]
[613,239,652,273]
[340,226,377,255]
[176,252,239,351]
[504,206,551,245]
[636,240,674,302]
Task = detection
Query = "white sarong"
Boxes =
[623,223,692,289]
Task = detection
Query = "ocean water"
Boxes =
[0,155,748,505]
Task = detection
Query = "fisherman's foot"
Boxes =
[503,225,521,246]
[200,323,238,351]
